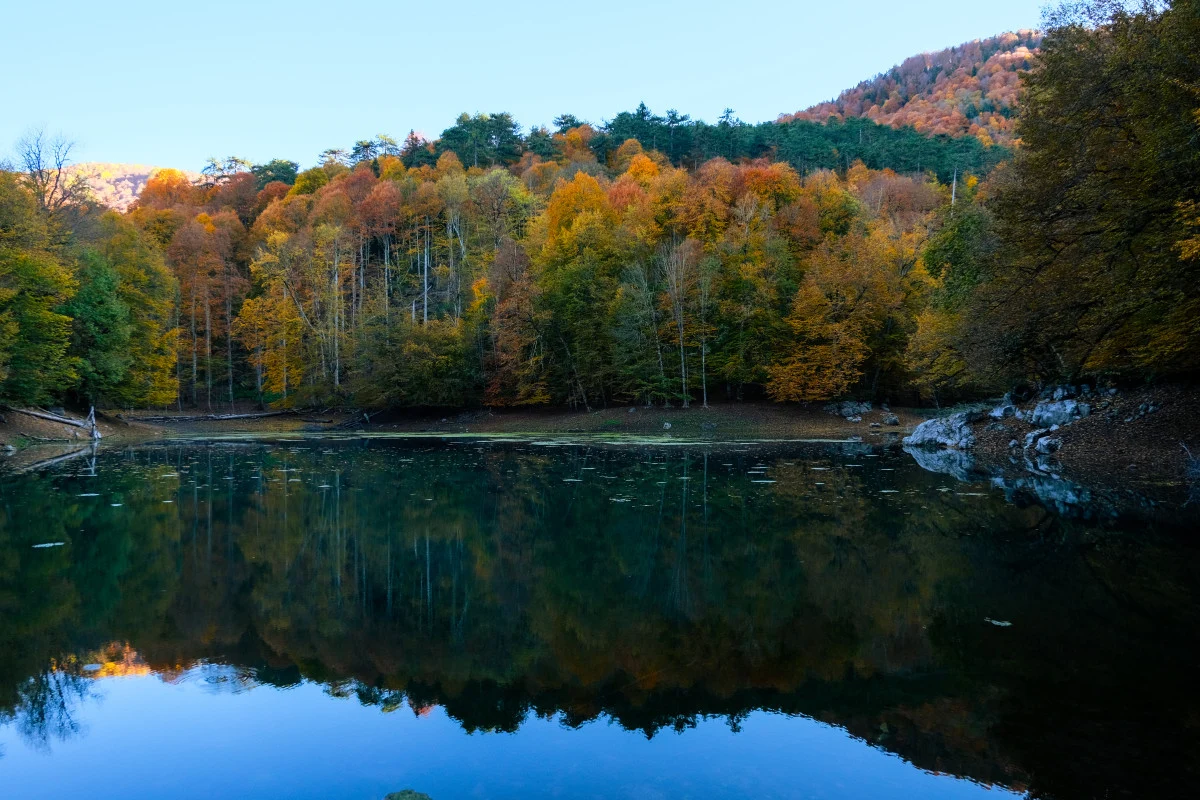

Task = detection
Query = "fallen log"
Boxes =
[6,407,92,428]
[5,406,101,439]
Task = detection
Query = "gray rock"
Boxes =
[902,411,981,450]
[1028,399,1090,427]
[869,422,882,428]
[1008,439,1019,448]
[846,415,863,423]
[1024,428,1050,449]
[662,422,671,430]
[1035,436,1062,454]
[883,414,900,426]
[989,394,1018,419]
[825,400,872,417]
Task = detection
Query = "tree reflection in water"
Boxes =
[1,438,1197,798]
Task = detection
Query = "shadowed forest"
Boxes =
[2,1,1197,416]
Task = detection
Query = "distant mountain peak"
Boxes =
[781,30,1042,146]
[65,163,202,212]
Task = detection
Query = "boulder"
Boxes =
[1035,436,1062,454]
[1023,428,1050,449]
[824,400,872,417]
[1028,399,1090,428]
[988,392,1018,420]
[902,411,981,450]
[883,414,900,426]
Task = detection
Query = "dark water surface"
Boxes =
[1,436,1197,799]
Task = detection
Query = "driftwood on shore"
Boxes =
[129,410,300,423]
[4,406,102,439]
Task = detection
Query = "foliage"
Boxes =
[4,7,1198,409]
[784,31,1041,145]
[0,173,77,403]
[953,0,1200,384]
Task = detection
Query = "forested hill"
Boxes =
[77,111,1002,215]
[3,1,1196,414]
[73,35,1040,212]
[782,31,1041,146]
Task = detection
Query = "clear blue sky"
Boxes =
[2,0,1048,170]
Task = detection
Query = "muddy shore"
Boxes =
[4,391,1197,509]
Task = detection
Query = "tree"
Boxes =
[87,213,179,406]
[766,281,867,402]
[0,172,77,403]
[15,128,88,215]
[251,159,299,189]
[64,251,131,404]
[979,0,1200,381]
[660,238,700,407]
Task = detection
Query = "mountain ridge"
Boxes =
[781,30,1041,145]
[65,163,202,212]
[71,32,1041,210]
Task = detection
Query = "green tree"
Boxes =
[0,172,77,403]
[64,251,132,404]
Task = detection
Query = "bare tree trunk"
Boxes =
[429,219,434,326]
[190,294,198,407]
[204,298,213,411]
[225,277,234,411]
[383,236,391,328]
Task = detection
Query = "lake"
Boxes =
[1,436,1197,799]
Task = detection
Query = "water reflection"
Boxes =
[1,438,1197,799]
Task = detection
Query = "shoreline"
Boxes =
[4,394,1197,510]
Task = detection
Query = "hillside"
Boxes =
[66,162,202,211]
[782,31,1041,146]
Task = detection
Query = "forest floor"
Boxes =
[114,402,927,441]
[971,383,1200,499]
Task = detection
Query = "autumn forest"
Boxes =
[2,1,1197,413]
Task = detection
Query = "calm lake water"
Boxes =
[1,436,1197,799]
